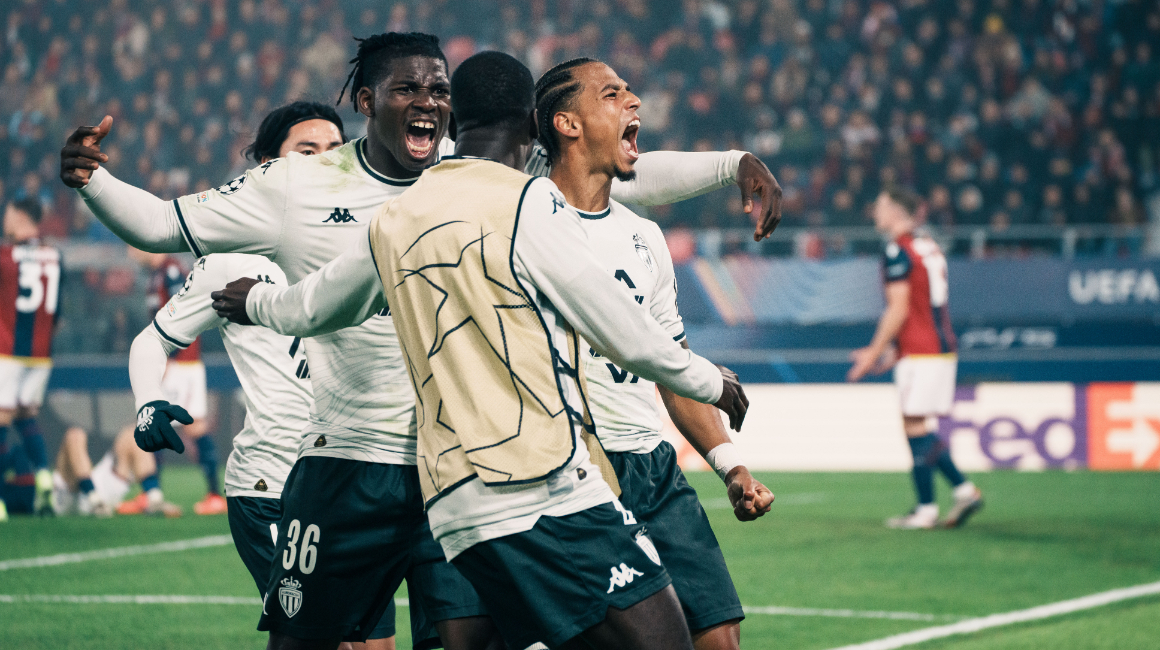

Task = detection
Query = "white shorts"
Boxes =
[0,356,52,410]
[53,452,132,514]
[894,354,957,417]
[161,361,208,419]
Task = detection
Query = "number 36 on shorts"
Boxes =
[281,519,321,574]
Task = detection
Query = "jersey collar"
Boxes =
[356,138,420,187]
[575,206,611,220]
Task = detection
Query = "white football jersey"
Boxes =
[576,201,684,454]
[169,137,455,464]
[151,253,311,498]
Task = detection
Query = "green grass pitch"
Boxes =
[2,467,1158,649]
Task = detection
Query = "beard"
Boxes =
[614,168,637,182]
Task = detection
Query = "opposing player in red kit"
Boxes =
[121,248,226,516]
[0,198,62,518]
[848,188,983,530]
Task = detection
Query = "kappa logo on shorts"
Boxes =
[137,406,155,432]
[278,577,303,618]
[634,530,662,566]
[607,563,644,593]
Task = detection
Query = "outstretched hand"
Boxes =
[713,365,749,432]
[211,277,260,325]
[135,400,192,453]
[736,153,783,241]
[725,466,774,521]
[60,115,113,188]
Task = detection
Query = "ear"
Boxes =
[552,111,580,143]
[356,87,375,119]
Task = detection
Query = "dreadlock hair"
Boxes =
[243,101,347,162]
[533,57,598,165]
[337,32,447,107]
[450,51,534,133]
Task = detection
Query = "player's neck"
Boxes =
[363,134,422,181]
[548,153,613,213]
[453,129,528,171]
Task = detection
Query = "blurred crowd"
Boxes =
[2,0,1159,241]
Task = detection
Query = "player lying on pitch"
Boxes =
[0,425,180,520]
[62,31,775,650]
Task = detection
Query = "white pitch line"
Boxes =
[0,535,233,571]
[0,594,412,607]
[0,593,951,623]
[745,606,960,622]
[828,580,1160,650]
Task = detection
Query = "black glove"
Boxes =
[135,400,193,453]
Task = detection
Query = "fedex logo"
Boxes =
[1087,383,1160,470]
[939,384,1086,471]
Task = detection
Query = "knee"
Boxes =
[0,409,14,427]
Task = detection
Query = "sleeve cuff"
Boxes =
[77,166,109,199]
[246,282,271,327]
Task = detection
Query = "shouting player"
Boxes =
[0,198,61,517]
[122,247,224,516]
[61,32,777,649]
[535,58,773,650]
[848,188,983,529]
[369,50,746,650]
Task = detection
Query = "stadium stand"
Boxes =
[1,0,1157,364]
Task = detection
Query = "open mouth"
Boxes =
[404,119,437,160]
[621,118,640,161]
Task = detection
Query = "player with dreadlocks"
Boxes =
[62,31,779,650]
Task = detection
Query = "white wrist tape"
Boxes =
[705,443,745,483]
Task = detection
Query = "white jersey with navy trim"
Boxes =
[151,253,311,498]
[167,138,455,464]
[575,201,684,454]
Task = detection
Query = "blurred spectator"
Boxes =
[0,0,1155,250]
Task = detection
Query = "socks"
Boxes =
[78,478,95,494]
[14,418,47,469]
[140,473,160,493]
[907,434,937,505]
[195,436,220,495]
[933,435,967,487]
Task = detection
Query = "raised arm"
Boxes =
[609,151,782,239]
[213,231,386,336]
[514,180,748,428]
[64,116,285,256]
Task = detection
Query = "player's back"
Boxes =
[0,241,61,359]
[886,232,956,357]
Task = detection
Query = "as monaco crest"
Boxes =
[278,577,303,618]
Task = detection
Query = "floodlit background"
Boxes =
[2,1,1159,649]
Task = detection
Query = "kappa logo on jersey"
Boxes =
[217,175,247,195]
[278,577,303,618]
[634,530,662,565]
[606,563,644,593]
[137,406,155,432]
[259,160,276,174]
[551,193,567,214]
[322,208,357,224]
[633,234,655,272]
